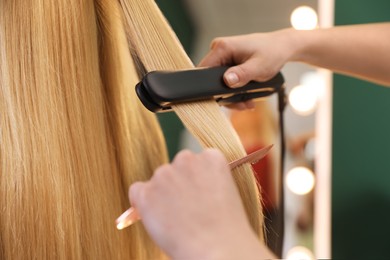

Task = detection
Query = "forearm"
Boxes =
[289,23,390,86]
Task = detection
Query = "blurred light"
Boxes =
[286,246,315,260]
[289,72,323,116]
[286,167,315,195]
[290,6,318,30]
[288,84,317,115]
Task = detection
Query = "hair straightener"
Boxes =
[135,66,287,256]
[136,66,284,112]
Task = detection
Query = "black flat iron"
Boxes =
[135,65,287,257]
[135,66,284,112]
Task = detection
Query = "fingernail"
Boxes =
[225,72,239,86]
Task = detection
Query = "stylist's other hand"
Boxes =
[129,149,268,260]
[199,30,294,110]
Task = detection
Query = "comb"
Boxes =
[115,144,273,230]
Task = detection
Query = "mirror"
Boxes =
[179,0,322,258]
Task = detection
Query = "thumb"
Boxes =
[129,181,146,208]
[224,59,276,88]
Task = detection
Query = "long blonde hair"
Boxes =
[0,0,264,258]
[119,0,264,239]
[0,0,166,258]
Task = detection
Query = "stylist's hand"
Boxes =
[129,149,270,260]
[199,30,295,110]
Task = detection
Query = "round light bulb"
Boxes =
[287,246,315,260]
[288,84,318,116]
[286,166,315,195]
[290,6,318,30]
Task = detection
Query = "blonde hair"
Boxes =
[0,0,166,258]
[119,0,264,239]
[0,0,264,258]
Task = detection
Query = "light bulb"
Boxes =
[286,246,315,260]
[290,6,318,30]
[288,84,318,116]
[286,166,315,195]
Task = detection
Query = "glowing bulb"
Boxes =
[286,167,315,195]
[287,246,315,260]
[290,6,318,30]
[288,84,318,116]
[289,71,324,115]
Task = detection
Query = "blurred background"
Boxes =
[154,0,390,259]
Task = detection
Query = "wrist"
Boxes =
[281,28,308,63]
[288,28,325,65]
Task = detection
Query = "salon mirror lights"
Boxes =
[289,72,323,116]
[181,0,331,258]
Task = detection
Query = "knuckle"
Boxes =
[212,37,231,52]
[203,148,227,164]
[129,182,146,205]
[173,149,195,165]
[153,164,172,181]
[211,37,235,66]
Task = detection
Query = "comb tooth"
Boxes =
[229,144,273,169]
[251,159,260,165]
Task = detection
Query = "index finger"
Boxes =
[198,49,223,67]
[198,39,233,67]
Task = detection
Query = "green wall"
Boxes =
[332,1,390,258]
